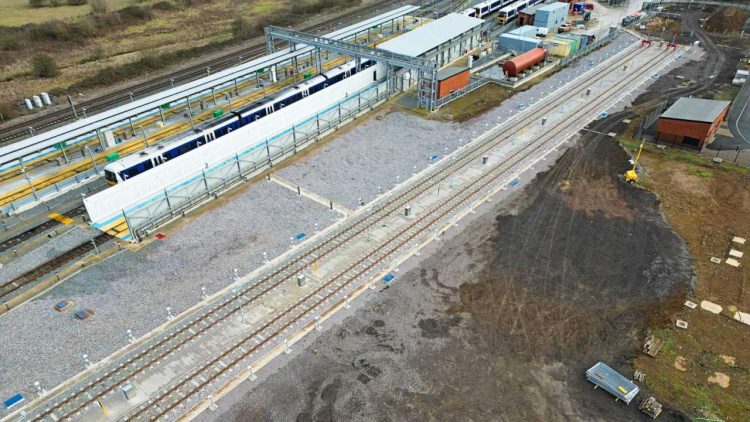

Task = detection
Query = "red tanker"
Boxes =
[503,47,547,78]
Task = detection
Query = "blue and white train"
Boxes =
[104,59,378,184]
[461,0,517,19]
[497,0,544,23]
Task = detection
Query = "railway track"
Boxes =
[0,206,85,253]
[0,0,411,146]
[127,44,674,422]
[11,41,673,422]
[0,232,112,304]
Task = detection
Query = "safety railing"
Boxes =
[119,80,391,241]
[433,77,493,109]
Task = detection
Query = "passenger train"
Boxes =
[497,0,544,23]
[104,59,378,184]
[461,0,517,19]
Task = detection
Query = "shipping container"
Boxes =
[499,33,542,53]
[535,2,569,30]
[586,362,639,404]
[547,38,573,57]
[437,66,470,98]
[556,34,581,52]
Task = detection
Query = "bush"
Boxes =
[31,54,59,77]
[231,17,257,40]
[152,1,176,11]
[90,0,107,13]
[28,0,46,7]
[67,0,88,4]
[119,5,153,22]
[0,31,24,51]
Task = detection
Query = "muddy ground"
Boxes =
[212,127,695,421]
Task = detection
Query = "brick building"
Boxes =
[655,98,730,149]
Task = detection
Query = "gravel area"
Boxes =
[0,181,339,406]
[0,225,99,284]
[0,32,686,409]
[278,34,640,210]
[208,134,693,422]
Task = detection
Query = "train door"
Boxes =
[265,104,274,115]
[203,130,216,143]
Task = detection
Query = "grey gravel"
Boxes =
[0,32,661,409]
[278,34,640,210]
[0,181,338,405]
[0,225,99,284]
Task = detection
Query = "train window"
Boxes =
[373,70,377,81]
[122,166,139,179]
[104,170,117,182]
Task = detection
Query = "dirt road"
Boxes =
[208,125,694,421]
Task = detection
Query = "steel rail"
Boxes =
[131,46,673,422]
[21,41,657,422]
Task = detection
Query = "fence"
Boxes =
[433,77,493,109]
[556,28,619,67]
[116,80,391,241]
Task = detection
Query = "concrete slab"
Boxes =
[734,311,750,326]
[726,258,741,267]
[728,249,744,259]
[700,300,722,314]
[732,236,746,245]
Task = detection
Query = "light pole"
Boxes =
[137,126,149,147]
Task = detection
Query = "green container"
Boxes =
[303,72,313,79]
[160,103,171,110]
[54,141,67,150]
[212,109,224,118]
[106,153,120,162]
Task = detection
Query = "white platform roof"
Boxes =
[0,5,419,166]
[376,13,483,58]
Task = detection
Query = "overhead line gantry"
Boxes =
[264,25,441,110]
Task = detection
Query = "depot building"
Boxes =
[655,97,731,150]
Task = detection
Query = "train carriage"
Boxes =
[103,59,377,184]
[497,0,543,24]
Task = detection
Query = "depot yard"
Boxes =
[0,28,670,408]
[1,2,750,421]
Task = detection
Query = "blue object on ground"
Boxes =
[510,178,521,187]
[295,232,306,241]
[4,393,24,409]
[383,273,395,284]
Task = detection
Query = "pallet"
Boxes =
[642,335,663,357]
[639,396,663,419]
